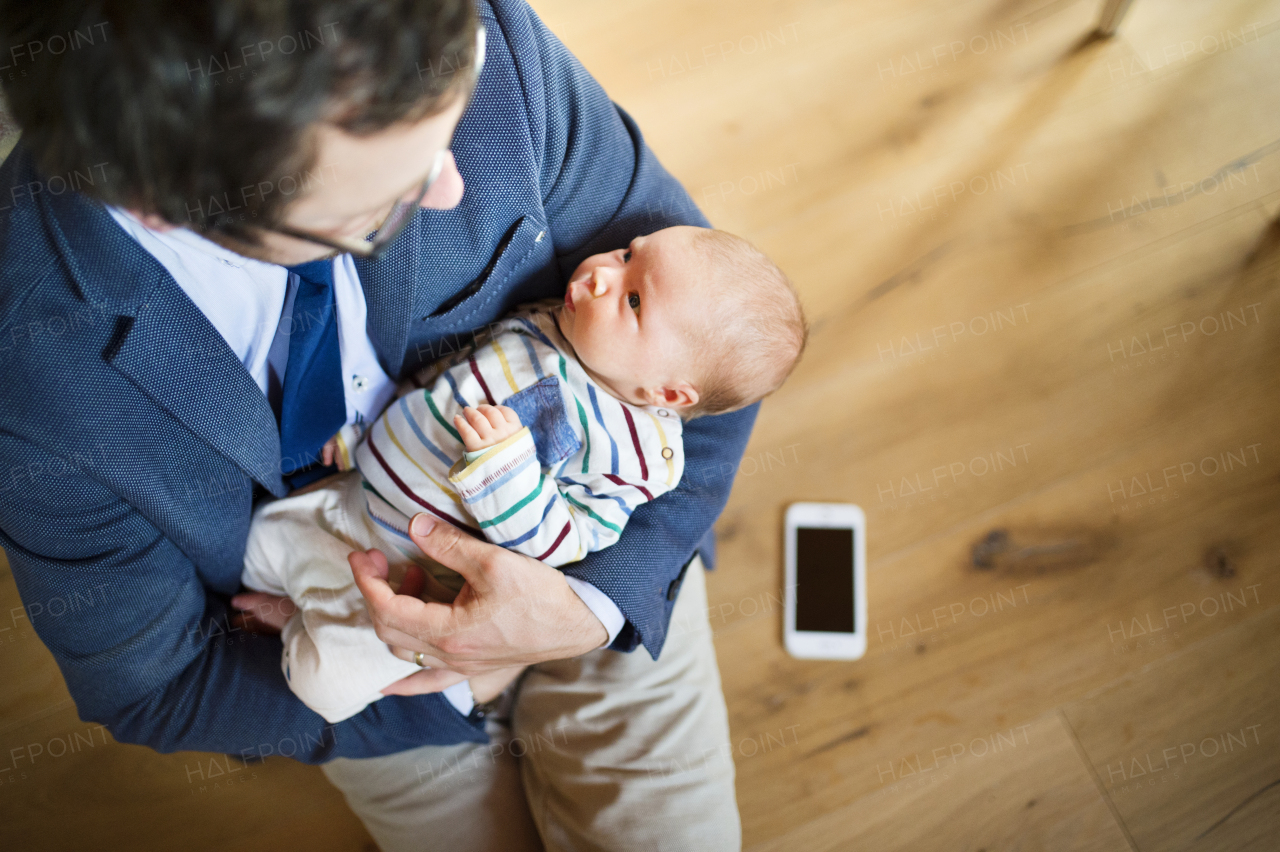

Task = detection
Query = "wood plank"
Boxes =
[1062,607,1280,852]
[746,713,1132,852]
[1,565,78,729]
[710,417,1279,844]
[1,0,1277,847]
[0,562,373,851]
[0,694,371,851]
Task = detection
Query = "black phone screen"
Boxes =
[794,526,855,633]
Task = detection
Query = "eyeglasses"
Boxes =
[271,150,446,260]
[263,24,487,262]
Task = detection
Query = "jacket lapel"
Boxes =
[355,219,418,381]
[107,287,287,497]
[37,168,288,497]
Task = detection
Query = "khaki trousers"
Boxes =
[320,557,741,852]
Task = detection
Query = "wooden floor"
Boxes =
[3,0,1278,848]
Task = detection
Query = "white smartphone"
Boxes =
[784,502,867,660]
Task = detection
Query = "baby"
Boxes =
[240,225,807,723]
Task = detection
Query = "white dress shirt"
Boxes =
[107,209,625,714]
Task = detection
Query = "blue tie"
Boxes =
[278,259,346,483]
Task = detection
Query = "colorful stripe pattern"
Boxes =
[352,300,684,567]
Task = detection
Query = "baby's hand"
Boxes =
[320,423,368,471]
[454,404,522,453]
[320,435,340,468]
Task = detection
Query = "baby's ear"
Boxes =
[652,383,699,411]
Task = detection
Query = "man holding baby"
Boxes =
[0,1,778,848]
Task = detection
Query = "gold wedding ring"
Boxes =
[414,651,426,667]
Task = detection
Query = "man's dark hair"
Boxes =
[0,0,477,234]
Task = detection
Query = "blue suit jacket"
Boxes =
[0,0,757,763]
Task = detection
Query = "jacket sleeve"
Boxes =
[567,405,758,658]
[0,434,486,763]
[501,0,761,658]
[448,426,680,567]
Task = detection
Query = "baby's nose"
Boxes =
[590,268,608,297]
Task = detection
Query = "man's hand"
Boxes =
[453,404,522,454]
[349,513,608,676]
[379,664,527,702]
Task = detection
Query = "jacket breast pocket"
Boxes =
[425,214,553,324]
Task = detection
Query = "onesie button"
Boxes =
[657,409,669,417]
[351,375,369,392]
[661,447,674,460]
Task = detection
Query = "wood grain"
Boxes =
[747,714,1133,852]
[2,0,1278,848]
[1063,607,1280,852]
[530,0,1280,846]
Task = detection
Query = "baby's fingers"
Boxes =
[477,404,508,431]
[464,406,494,437]
[453,412,481,443]
[497,405,521,427]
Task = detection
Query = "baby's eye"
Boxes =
[623,250,632,262]
[627,292,640,311]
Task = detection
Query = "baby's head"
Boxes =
[556,226,807,418]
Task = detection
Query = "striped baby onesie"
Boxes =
[350,299,685,569]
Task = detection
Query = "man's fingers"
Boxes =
[350,549,462,648]
[379,667,467,696]
[397,564,426,599]
[371,597,460,657]
[389,643,449,668]
[349,548,395,607]
[350,548,431,626]
[388,642,497,677]
[408,514,494,593]
[373,621,446,655]
[420,570,459,604]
